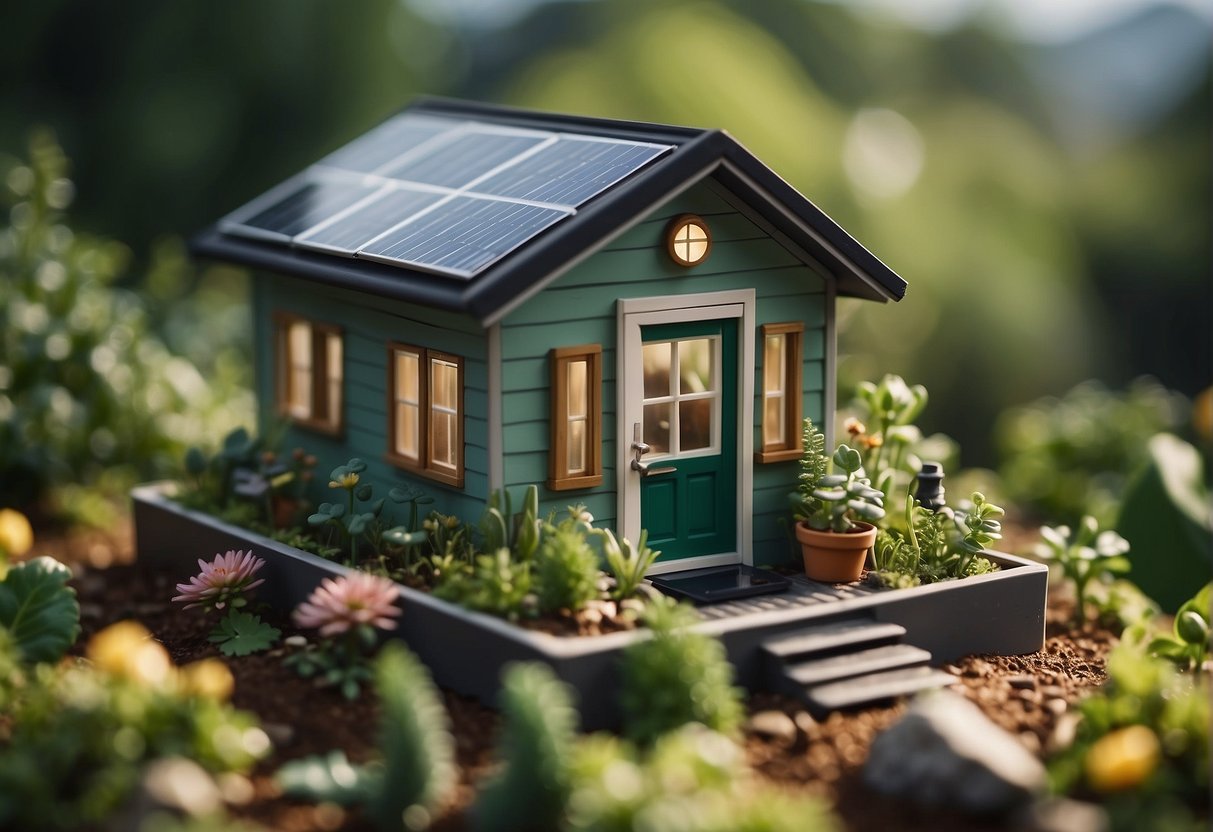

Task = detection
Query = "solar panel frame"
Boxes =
[469,135,672,207]
[357,195,572,279]
[316,114,461,175]
[293,185,449,256]
[219,174,381,243]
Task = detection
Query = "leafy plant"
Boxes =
[0,621,268,831]
[870,491,1002,588]
[792,417,829,522]
[1047,646,1208,832]
[1035,516,1132,625]
[207,610,281,657]
[1146,583,1211,671]
[850,374,930,501]
[620,598,743,746]
[277,643,455,832]
[953,491,1004,575]
[0,556,80,663]
[433,548,532,620]
[597,527,660,600]
[308,458,386,565]
[479,485,541,562]
[534,508,601,614]
[799,444,886,533]
[181,427,259,512]
[474,663,578,832]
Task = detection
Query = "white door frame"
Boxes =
[616,289,755,575]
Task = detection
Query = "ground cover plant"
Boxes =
[172,549,279,657]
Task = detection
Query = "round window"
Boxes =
[666,215,711,266]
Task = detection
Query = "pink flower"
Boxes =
[293,573,402,637]
[172,550,266,611]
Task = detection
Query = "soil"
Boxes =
[45,527,1116,832]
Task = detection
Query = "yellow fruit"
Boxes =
[0,508,34,558]
[87,620,174,687]
[178,658,235,701]
[1085,725,1160,792]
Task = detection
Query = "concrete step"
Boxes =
[806,666,956,714]
[786,643,932,687]
[761,619,907,662]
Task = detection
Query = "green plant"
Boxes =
[1047,646,1208,832]
[850,374,930,501]
[479,485,541,562]
[181,427,260,511]
[277,643,455,832]
[566,724,841,832]
[1146,583,1211,671]
[597,527,660,600]
[434,548,533,619]
[620,598,743,746]
[172,549,278,657]
[1035,516,1132,625]
[0,622,268,831]
[869,491,1002,588]
[206,609,280,657]
[308,458,387,565]
[792,417,829,522]
[0,556,80,664]
[953,491,1004,575]
[534,508,601,614]
[799,444,886,533]
[474,663,578,832]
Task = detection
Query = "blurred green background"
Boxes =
[0,0,1209,530]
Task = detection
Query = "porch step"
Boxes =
[786,643,932,687]
[761,619,907,662]
[760,617,952,715]
[806,666,957,713]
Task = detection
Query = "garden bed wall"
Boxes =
[133,483,1048,729]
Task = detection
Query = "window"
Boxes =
[548,345,603,491]
[666,215,711,266]
[388,344,464,487]
[641,335,719,457]
[274,313,343,435]
[756,322,803,462]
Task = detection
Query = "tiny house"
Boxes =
[193,97,906,575]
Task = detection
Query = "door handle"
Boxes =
[632,459,677,477]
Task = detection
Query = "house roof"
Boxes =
[191,97,906,325]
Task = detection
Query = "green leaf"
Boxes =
[0,557,80,664]
[1147,637,1188,660]
[383,527,428,546]
[184,446,207,476]
[1101,556,1132,575]
[355,484,373,501]
[1175,610,1209,645]
[306,513,330,527]
[276,751,373,805]
[833,444,862,474]
[209,610,280,656]
[347,458,367,474]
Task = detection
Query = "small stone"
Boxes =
[746,709,797,743]
[1039,685,1066,699]
[216,772,255,806]
[1018,797,1110,832]
[963,659,993,678]
[1018,731,1042,755]
[793,710,820,742]
[1007,674,1037,691]
[284,635,308,648]
[1046,713,1081,755]
[262,722,295,747]
[142,757,223,815]
[943,663,962,675]
[1045,698,1068,717]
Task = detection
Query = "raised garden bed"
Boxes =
[133,482,1049,728]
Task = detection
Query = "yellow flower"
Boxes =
[178,658,235,701]
[87,620,174,688]
[328,472,360,489]
[1085,725,1160,792]
[0,508,34,558]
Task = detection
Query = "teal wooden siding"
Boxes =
[501,179,827,566]
[252,275,490,524]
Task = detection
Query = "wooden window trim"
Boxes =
[273,311,343,437]
[386,342,465,489]
[548,344,603,491]
[755,322,803,463]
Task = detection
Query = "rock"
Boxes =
[284,635,309,648]
[1046,713,1081,755]
[864,690,1046,815]
[793,710,820,743]
[746,709,797,743]
[262,721,296,747]
[1007,674,1037,690]
[107,756,223,830]
[1039,685,1066,699]
[1045,698,1068,717]
[1017,797,1109,832]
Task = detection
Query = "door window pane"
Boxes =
[643,342,671,398]
[643,402,671,455]
[678,338,711,394]
[680,398,712,452]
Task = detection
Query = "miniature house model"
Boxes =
[194,97,907,574]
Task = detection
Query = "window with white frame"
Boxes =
[275,313,343,435]
[757,322,803,462]
[388,343,464,487]
[548,345,603,490]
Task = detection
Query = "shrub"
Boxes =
[620,599,743,746]
[534,511,601,614]
[474,663,578,832]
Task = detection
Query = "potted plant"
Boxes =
[793,420,887,582]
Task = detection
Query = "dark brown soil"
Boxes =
[49,528,1117,832]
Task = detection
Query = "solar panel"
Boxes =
[358,195,570,277]
[318,114,458,174]
[380,129,551,189]
[224,180,380,241]
[295,186,446,254]
[472,137,670,207]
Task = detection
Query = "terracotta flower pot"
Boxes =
[795,521,878,583]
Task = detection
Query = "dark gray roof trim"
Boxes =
[191,97,906,322]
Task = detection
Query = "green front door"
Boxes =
[637,319,738,561]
